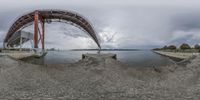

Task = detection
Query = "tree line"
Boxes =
[154,43,200,52]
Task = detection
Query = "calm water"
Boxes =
[22,50,176,67]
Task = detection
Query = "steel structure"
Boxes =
[4,9,101,49]
[8,30,33,48]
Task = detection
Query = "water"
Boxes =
[104,50,175,67]
[22,50,176,67]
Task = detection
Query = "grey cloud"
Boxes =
[171,12,200,31]
[2,0,200,9]
[167,29,200,46]
[61,25,89,38]
[1,3,200,49]
[169,34,194,45]
[45,41,54,45]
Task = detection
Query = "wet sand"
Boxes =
[0,54,200,99]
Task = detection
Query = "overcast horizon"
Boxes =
[1,0,200,49]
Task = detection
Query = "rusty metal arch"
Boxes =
[4,9,101,49]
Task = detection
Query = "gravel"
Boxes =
[0,55,200,100]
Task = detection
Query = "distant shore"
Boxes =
[70,49,142,51]
[153,50,200,59]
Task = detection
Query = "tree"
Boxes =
[162,45,168,50]
[168,45,177,50]
[180,43,191,50]
[194,44,200,49]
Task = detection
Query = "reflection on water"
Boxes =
[21,50,175,67]
[105,50,175,67]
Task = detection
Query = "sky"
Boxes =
[1,0,200,49]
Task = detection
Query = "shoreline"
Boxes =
[0,53,200,99]
[153,50,200,59]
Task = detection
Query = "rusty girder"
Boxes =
[4,9,101,48]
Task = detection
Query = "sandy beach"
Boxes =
[153,50,200,59]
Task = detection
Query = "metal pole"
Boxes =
[34,11,39,48]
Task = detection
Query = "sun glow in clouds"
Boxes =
[98,26,122,49]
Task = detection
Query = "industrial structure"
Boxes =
[7,31,33,50]
[4,9,101,51]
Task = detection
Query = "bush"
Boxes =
[194,44,200,49]
[153,48,161,50]
[168,45,177,50]
[162,45,168,50]
[180,43,191,50]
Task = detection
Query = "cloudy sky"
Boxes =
[1,0,200,49]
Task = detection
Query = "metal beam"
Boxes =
[4,9,101,49]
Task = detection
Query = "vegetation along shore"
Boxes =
[153,43,200,59]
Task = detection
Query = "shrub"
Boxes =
[180,43,191,50]
[153,48,161,50]
[162,45,168,50]
[168,45,177,50]
[194,44,200,49]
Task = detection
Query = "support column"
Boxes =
[20,36,22,51]
[41,21,45,50]
[34,11,39,48]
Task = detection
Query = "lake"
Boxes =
[22,50,176,67]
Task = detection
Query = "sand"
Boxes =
[154,50,200,59]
